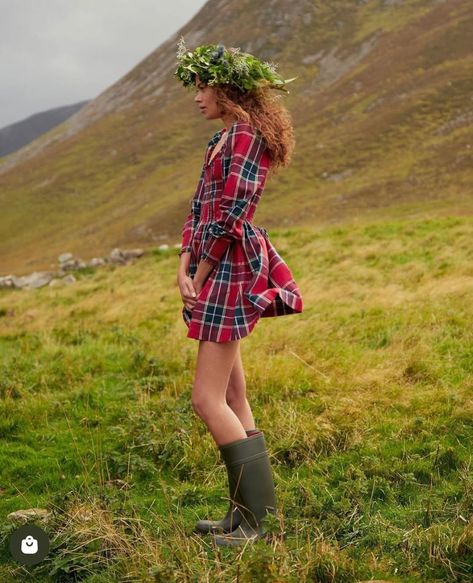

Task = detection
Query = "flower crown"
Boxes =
[173,36,297,94]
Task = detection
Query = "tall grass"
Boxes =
[0,215,472,581]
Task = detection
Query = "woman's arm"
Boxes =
[199,122,269,268]
[177,249,213,282]
[192,255,215,291]
[178,251,191,277]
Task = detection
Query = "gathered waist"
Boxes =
[191,200,267,239]
[193,220,268,240]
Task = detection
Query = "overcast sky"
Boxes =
[0,0,207,129]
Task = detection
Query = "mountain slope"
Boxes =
[0,0,472,275]
[0,101,89,157]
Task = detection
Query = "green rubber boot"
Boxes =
[194,429,261,535]
[212,431,278,547]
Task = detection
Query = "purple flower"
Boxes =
[210,44,225,63]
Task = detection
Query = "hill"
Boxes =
[0,0,472,275]
[0,101,89,158]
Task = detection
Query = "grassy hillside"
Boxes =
[0,214,471,581]
[0,0,472,275]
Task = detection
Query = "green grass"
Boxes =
[0,215,472,581]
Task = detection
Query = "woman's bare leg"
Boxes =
[225,343,256,430]
[192,339,247,446]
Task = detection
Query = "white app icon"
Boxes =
[21,536,38,554]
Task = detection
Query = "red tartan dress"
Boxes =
[178,121,303,342]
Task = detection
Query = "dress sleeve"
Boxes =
[200,123,269,267]
[178,165,205,258]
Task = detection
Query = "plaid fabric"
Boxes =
[179,121,303,342]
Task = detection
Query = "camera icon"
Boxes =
[21,535,38,554]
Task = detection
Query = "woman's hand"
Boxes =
[193,279,203,297]
[177,272,198,311]
[177,259,212,312]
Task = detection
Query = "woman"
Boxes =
[174,40,303,547]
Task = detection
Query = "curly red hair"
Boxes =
[213,83,295,179]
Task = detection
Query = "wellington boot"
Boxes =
[212,431,277,547]
[194,429,261,535]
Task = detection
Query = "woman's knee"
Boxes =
[226,382,247,409]
[191,390,205,417]
[191,339,241,419]
[191,387,221,419]
[225,349,246,407]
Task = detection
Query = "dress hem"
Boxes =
[182,284,303,342]
[185,313,260,342]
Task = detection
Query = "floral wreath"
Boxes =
[173,36,297,94]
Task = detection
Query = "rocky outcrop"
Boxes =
[0,246,181,290]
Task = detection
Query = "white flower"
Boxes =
[234,57,250,75]
[263,60,278,74]
[176,36,187,60]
